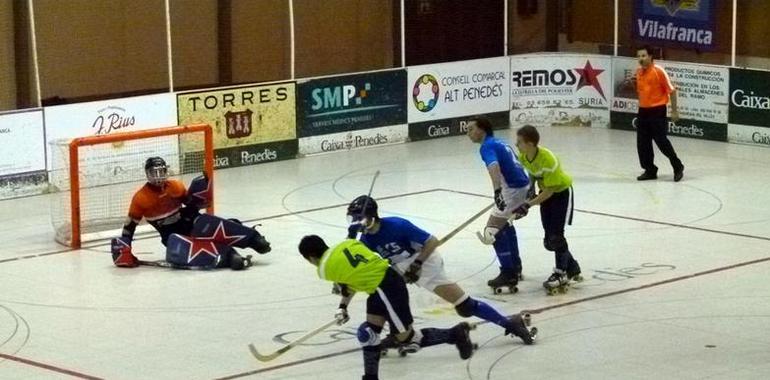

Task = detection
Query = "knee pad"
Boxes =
[454,297,477,318]
[477,226,499,245]
[493,224,516,252]
[357,322,382,347]
[544,234,568,252]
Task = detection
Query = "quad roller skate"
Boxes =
[229,253,253,270]
[379,334,418,357]
[451,322,478,360]
[488,267,519,294]
[505,313,538,344]
[567,262,583,283]
[543,268,583,296]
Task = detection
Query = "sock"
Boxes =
[471,298,511,329]
[492,227,514,269]
[504,225,522,271]
[362,346,381,376]
[419,327,455,347]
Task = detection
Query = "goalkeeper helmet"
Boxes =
[346,195,378,223]
[144,157,168,186]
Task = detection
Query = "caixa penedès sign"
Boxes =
[728,68,770,128]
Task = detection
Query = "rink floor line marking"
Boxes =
[9,187,765,266]
[215,254,770,380]
[525,255,770,315]
[0,189,442,265]
[574,209,770,242]
[0,353,103,380]
[441,188,770,242]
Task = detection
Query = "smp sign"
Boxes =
[296,70,407,137]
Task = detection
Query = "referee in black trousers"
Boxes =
[631,46,684,182]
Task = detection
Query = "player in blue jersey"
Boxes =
[346,196,535,355]
[466,118,531,292]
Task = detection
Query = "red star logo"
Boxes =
[176,234,221,264]
[574,60,606,100]
[191,177,212,207]
[200,221,247,246]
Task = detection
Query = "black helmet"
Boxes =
[347,195,378,222]
[298,235,329,260]
[144,157,168,186]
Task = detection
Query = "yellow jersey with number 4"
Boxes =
[317,239,389,294]
[518,146,572,193]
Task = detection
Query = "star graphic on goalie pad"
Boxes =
[191,178,212,207]
[176,234,221,264]
[199,221,247,246]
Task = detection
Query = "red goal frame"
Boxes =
[66,124,214,248]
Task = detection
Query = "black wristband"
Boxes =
[414,259,423,266]
[338,303,348,310]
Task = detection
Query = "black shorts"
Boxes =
[366,267,413,333]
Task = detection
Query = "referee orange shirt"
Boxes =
[636,64,675,108]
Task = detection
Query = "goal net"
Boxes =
[49,124,214,248]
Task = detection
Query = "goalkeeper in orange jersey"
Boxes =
[111,157,271,270]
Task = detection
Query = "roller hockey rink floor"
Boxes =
[1,126,769,380]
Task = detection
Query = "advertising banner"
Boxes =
[728,68,770,128]
[728,123,770,148]
[633,0,717,51]
[0,109,45,176]
[510,54,612,128]
[43,93,178,169]
[611,111,726,142]
[298,124,408,156]
[612,57,728,124]
[297,70,407,137]
[407,57,510,123]
[177,82,298,168]
[408,111,509,142]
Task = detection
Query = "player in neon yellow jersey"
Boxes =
[513,125,583,295]
[298,236,474,380]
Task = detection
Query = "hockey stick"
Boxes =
[136,260,216,270]
[137,260,194,270]
[248,318,339,362]
[366,170,380,198]
[437,202,495,246]
[351,170,381,240]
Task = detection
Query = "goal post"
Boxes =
[50,124,215,248]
